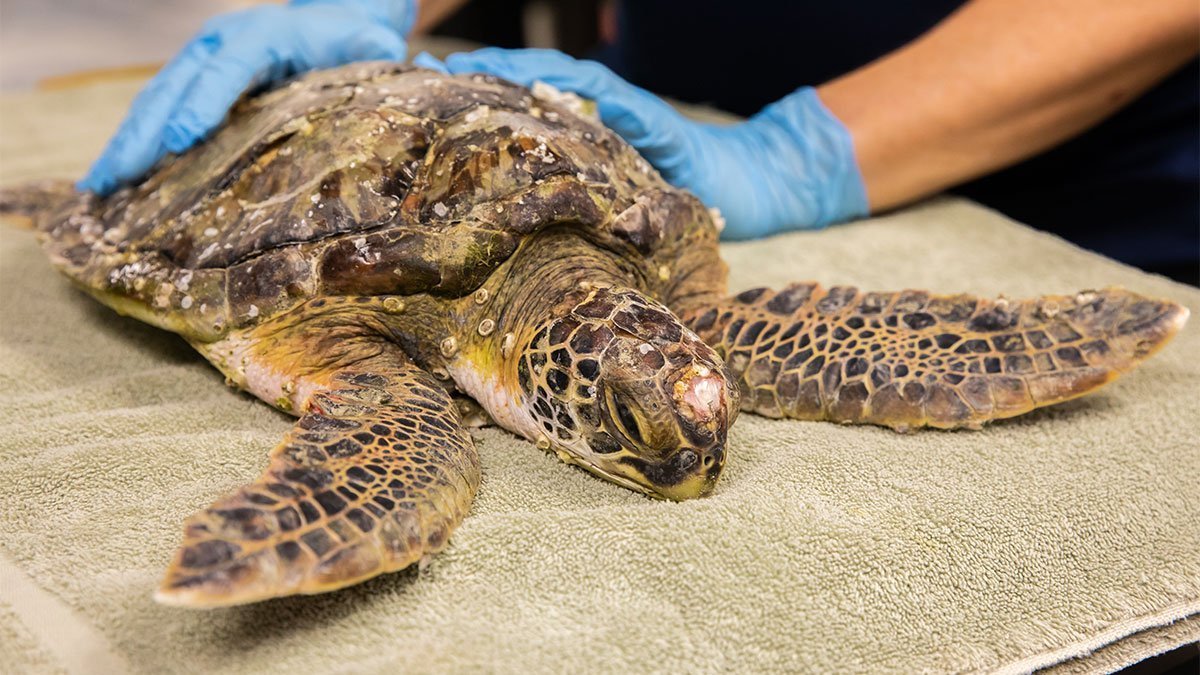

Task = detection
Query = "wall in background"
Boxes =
[0,0,593,91]
[0,0,259,90]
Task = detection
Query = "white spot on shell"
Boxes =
[531,81,592,118]
[708,207,726,233]
[474,288,490,304]
[501,333,516,358]
[432,202,449,217]
[464,105,490,124]
[203,227,219,237]
[478,319,495,336]
[180,295,193,309]
[440,337,458,358]
[637,343,653,354]
[247,304,259,318]
[526,141,556,165]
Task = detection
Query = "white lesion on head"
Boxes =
[674,365,726,426]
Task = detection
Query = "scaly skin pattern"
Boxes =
[444,231,734,500]
[679,284,1188,431]
[0,62,1188,607]
[157,351,480,608]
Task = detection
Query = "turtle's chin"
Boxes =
[575,444,726,501]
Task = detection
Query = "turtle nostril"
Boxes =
[704,445,725,469]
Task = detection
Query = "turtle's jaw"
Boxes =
[566,444,725,501]
[620,447,726,501]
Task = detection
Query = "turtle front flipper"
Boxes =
[156,353,480,608]
[681,284,1187,431]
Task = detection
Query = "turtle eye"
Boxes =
[610,394,644,445]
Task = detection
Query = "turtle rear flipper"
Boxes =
[156,351,480,608]
[0,179,82,230]
[682,284,1188,431]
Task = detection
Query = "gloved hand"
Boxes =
[416,48,868,239]
[79,0,416,195]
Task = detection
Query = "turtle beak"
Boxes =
[583,444,725,501]
[647,444,725,500]
[649,363,736,499]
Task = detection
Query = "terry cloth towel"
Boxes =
[1,71,1199,675]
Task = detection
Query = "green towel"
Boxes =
[1,74,1197,674]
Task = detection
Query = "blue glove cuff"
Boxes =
[751,87,869,230]
[290,0,417,35]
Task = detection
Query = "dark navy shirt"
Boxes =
[599,1,1199,282]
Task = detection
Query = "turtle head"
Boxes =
[517,287,738,500]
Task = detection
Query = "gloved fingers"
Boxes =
[292,0,419,35]
[334,22,408,63]
[160,21,294,154]
[439,48,690,169]
[440,48,618,99]
[412,51,450,73]
[198,9,251,35]
[80,3,413,196]
[161,8,410,156]
[78,36,219,194]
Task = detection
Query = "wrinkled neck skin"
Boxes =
[448,229,640,439]
[444,228,737,500]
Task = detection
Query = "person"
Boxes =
[79,0,1200,282]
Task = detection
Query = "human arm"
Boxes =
[421,49,868,239]
[428,0,1197,238]
[412,0,470,32]
[819,0,1200,211]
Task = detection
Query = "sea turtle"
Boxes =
[1,62,1187,609]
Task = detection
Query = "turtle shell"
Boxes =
[53,62,715,340]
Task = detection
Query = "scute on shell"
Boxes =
[40,62,717,338]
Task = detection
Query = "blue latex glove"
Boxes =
[416,48,868,239]
[79,0,415,195]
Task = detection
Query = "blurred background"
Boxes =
[0,0,607,90]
